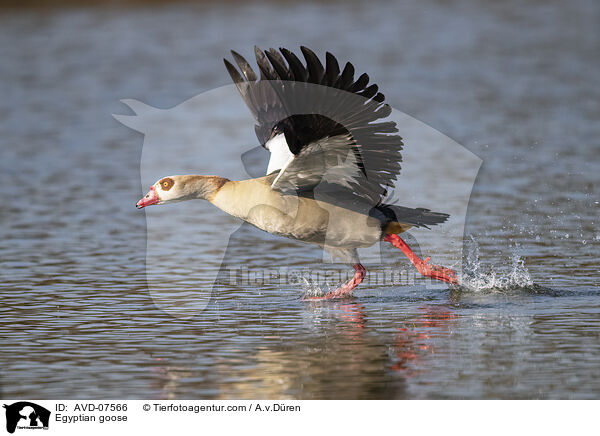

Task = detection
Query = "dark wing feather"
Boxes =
[358,84,379,100]
[254,46,277,80]
[335,62,354,89]
[350,73,369,92]
[231,50,257,81]
[280,48,307,82]
[301,46,325,84]
[265,49,292,81]
[224,59,244,84]
[224,46,404,205]
[325,52,340,85]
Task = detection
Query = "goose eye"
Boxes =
[159,177,174,191]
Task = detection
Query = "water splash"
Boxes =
[300,237,541,296]
[458,236,535,292]
[301,278,332,299]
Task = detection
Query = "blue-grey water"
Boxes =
[1,0,599,399]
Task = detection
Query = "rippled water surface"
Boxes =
[1,0,599,399]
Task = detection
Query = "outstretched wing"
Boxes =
[224,46,403,205]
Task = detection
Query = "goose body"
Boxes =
[211,174,405,264]
[136,47,458,298]
[212,175,384,248]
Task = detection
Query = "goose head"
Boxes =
[136,175,227,209]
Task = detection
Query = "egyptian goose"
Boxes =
[136,46,458,299]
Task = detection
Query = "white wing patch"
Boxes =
[265,134,294,175]
[265,134,366,192]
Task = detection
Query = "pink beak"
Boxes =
[137,186,160,209]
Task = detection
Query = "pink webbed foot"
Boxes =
[303,264,366,301]
[383,234,459,286]
[413,256,458,285]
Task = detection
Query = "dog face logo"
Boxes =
[3,402,50,434]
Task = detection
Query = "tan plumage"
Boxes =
[211,176,394,254]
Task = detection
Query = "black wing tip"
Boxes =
[223,58,237,73]
[223,58,243,83]
[223,57,234,68]
[228,46,386,101]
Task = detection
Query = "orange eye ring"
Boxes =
[158,177,174,191]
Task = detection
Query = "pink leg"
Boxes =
[383,234,458,285]
[303,263,366,300]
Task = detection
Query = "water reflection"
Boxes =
[391,306,458,377]
[209,300,407,399]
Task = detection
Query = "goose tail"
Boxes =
[378,204,449,233]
